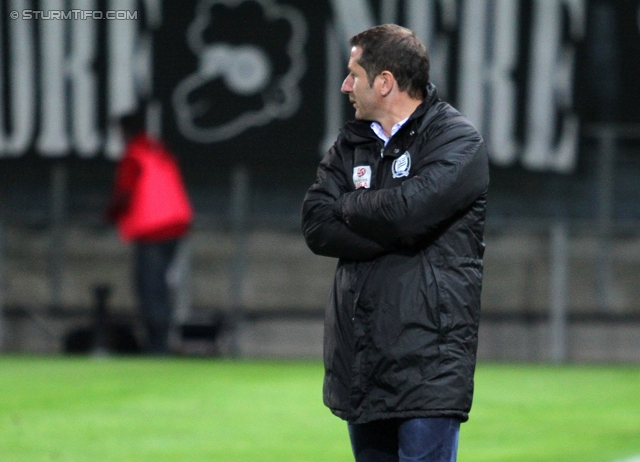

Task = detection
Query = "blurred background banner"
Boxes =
[1,0,640,359]
[1,1,639,195]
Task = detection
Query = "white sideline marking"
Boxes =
[613,457,640,462]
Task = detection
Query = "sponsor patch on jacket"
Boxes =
[353,165,372,189]
[392,152,411,178]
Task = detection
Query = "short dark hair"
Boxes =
[349,24,430,99]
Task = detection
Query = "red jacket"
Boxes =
[109,133,193,242]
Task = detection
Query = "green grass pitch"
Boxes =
[0,356,639,461]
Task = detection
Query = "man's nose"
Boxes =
[341,75,352,94]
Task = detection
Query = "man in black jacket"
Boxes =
[302,24,489,462]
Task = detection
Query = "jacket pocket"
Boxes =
[423,253,448,335]
[433,256,483,339]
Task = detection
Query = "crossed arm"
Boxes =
[302,125,489,260]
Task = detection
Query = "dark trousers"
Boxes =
[134,239,179,355]
[348,417,460,462]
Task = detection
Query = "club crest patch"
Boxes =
[392,152,411,178]
[353,165,372,189]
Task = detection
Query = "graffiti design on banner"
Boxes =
[172,0,307,143]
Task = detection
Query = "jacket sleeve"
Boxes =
[302,143,388,260]
[333,119,489,247]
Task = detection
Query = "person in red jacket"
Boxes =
[107,110,193,355]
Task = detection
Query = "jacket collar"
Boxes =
[341,83,440,144]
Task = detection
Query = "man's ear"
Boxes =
[378,71,395,97]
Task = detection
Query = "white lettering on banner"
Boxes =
[321,0,375,154]
[36,0,69,155]
[329,0,375,46]
[105,0,160,159]
[1,0,158,158]
[380,0,398,24]
[325,0,585,173]
[321,21,344,154]
[323,0,455,155]
[459,0,519,167]
[70,0,101,157]
[0,0,35,157]
[0,0,590,170]
[37,0,101,158]
[523,0,585,172]
[406,0,456,99]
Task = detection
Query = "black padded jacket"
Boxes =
[302,85,489,424]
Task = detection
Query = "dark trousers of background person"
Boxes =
[134,239,179,355]
[348,417,460,462]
